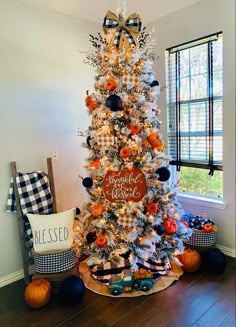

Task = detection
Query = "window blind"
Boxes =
[166,32,223,175]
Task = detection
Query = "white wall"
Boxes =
[0,0,99,282]
[150,0,235,253]
[0,0,235,285]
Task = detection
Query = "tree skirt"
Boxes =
[79,261,183,298]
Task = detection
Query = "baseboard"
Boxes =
[216,244,236,258]
[0,269,24,288]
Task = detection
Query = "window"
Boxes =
[166,32,223,199]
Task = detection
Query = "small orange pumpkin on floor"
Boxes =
[24,279,52,309]
[178,248,201,272]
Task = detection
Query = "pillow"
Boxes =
[27,208,75,252]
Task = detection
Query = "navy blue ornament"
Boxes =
[154,225,165,236]
[86,232,97,243]
[201,248,226,274]
[76,207,81,215]
[156,167,171,182]
[60,276,85,305]
[143,207,147,215]
[86,136,92,148]
[150,80,159,87]
[106,95,122,111]
[82,177,93,188]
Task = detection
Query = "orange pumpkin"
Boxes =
[147,202,158,214]
[120,147,131,159]
[95,235,108,247]
[147,132,165,151]
[90,158,101,168]
[178,249,201,272]
[105,79,117,91]
[85,91,98,111]
[203,223,213,233]
[91,203,105,217]
[24,279,52,309]
[163,218,178,234]
[129,124,141,135]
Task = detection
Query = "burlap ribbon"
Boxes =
[103,10,142,49]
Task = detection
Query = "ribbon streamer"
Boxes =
[103,10,142,49]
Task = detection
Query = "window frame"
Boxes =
[166,32,223,176]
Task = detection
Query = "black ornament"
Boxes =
[86,232,97,243]
[201,248,226,273]
[82,177,93,188]
[156,167,171,182]
[86,136,92,147]
[106,95,122,111]
[120,250,131,260]
[150,80,159,87]
[154,225,165,236]
[60,276,85,305]
[75,207,81,215]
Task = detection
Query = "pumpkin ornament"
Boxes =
[163,218,178,234]
[105,79,117,91]
[85,91,98,111]
[120,147,131,159]
[129,124,141,135]
[146,202,158,214]
[96,235,108,247]
[178,248,201,272]
[147,132,165,151]
[90,158,101,168]
[91,203,105,217]
[24,279,52,309]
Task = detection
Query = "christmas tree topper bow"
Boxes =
[103,10,142,49]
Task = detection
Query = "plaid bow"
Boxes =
[103,10,142,49]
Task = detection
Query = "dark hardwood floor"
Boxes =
[0,256,235,327]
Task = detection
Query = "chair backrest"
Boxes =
[11,158,57,284]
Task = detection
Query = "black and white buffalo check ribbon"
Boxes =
[90,256,171,285]
[103,10,142,48]
[6,171,53,245]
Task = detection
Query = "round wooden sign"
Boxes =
[103,168,146,203]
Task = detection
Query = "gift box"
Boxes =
[32,247,77,274]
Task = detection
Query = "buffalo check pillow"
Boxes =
[27,208,75,252]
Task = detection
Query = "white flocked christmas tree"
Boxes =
[75,1,191,283]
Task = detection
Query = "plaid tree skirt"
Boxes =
[79,258,183,297]
[89,256,171,285]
